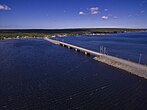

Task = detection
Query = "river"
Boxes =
[0,32,147,110]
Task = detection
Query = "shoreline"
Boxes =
[0,31,147,41]
[94,55,147,79]
[0,28,146,40]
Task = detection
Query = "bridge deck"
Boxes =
[45,38,103,56]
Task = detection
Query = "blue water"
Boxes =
[0,33,147,110]
[54,32,147,65]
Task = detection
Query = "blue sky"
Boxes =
[0,0,147,29]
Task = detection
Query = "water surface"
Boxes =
[0,36,147,110]
[55,32,147,65]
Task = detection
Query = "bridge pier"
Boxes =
[75,48,80,52]
[59,43,63,46]
[63,44,67,47]
[68,46,72,49]
[84,52,90,55]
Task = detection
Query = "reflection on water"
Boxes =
[0,36,147,110]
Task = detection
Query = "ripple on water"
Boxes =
[0,38,147,110]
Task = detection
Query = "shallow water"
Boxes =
[0,36,147,110]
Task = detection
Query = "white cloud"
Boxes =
[0,4,11,10]
[79,11,85,15]
[90,7,99,11]
[91,11,98,15]
[79,7,100,15]
[89,7,99,15]
[101,16,109,20]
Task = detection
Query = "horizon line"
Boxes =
[0,27,147,30]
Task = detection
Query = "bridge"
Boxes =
[45,37,147,79]
[45,38,103,56]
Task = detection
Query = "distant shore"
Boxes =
[0,28,146,40]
